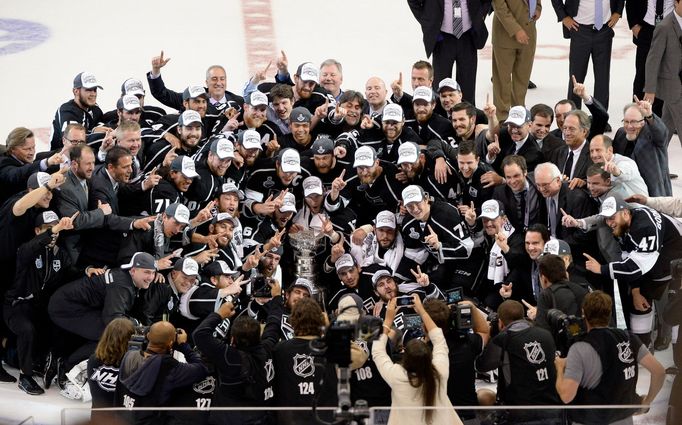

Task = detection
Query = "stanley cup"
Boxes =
[289,229,323,291]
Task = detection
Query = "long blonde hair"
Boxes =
[95,318,135,366]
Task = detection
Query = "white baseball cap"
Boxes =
[412,86,434,103]
[238,129,263,150]
[599,196,629,218]
[210,137,235,160]
[353,146,377,168]
[73,72,102,90]
[247,91,269,107]
[303,176,324,197]
[375,210,396,229]
[504,106,531,126]
[171,156,200,179]
[121,78,145,96]
[297,62,319,83]
[480,200,504,219]
[401,185,424,205]
[335,253,356,272]
[382,104,404,122]
[178,110,203,126]
[117,95,141,111]
[437,78,461,92]
[165,203,191,225]
[280,192,297,213]
[174,257,199,277]
[397,142,420,165]
[278,148,301,173]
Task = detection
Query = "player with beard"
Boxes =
[99,78,166,130]
[50,72,109,150]
[350,210,405,272]
[313,90,365,139]
[305,137,349,191]
[244,192,296,251]
[351,104,423,164]
[144,110,204,172]
[583,197,682,347]
[290,176,343,239]
[226,129,264,191]
[325,146,405,227]
[264,57,334,114]
[396,142,460,205]
[397,185,474,290]
[277,107,314,153]
[247,277,313,341]
[221,91,281,148]
[147,156,199,215]
[243,148,310,217]
[404,86,455,146]
[327,254,377,312]
[186,136,234,211]
[434,78,489,126]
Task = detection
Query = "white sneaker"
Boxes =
[59,382,83,400]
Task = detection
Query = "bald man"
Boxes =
[364,77,389,115]
[116,321,208,423]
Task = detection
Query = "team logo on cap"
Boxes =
[523,341,546,365]
[82,73,97,85]
[509,110,525,120]
[356,153,372,161]
[293,354,315,378]
[483,204,497,215]
[296,113,307,122]
[316,146,326,154]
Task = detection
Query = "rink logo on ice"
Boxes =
[0,19,50,56]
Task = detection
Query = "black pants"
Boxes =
[4,302,37,375]
[567,24,614,110]
[432,31,478,105]
[632,23,665,117]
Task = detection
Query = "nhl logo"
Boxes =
[292,354,315,378]
[617,341,634,364]
[193,376,216,394]
[523,341,546,364]
[265,359,275,382]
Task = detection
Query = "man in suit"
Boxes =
[549,77,609,139]
[644,0,682,147]
[493,155,544,232]
[491,0,542,120]
[549,110,594,189]
[612,100,672,196]
[625,0,674,117]
[551,0,625,113]
[407,0,492,104]
[529,104,564,158]
[485,106,544,173]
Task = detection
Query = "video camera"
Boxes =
[547,308,585,356]
[128,326,149,351]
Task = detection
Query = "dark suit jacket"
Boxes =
[538,132,564,159]
[549,140,593,180]
[644,12,682,103]
[408,0,492,56]
[551,0,625,38]
[492,175,544,231]
[0,154,41,206]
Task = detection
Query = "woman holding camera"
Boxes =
[372,294,462,425]
[87,318,135,420]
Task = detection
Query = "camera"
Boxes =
[547,308,585,356]
[446,287,464,305]
[251,276,274,298]
[449,303,472,332]
[128,326,149,351]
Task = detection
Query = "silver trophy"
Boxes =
[289,229,324,297]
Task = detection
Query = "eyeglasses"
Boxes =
[64,137,86,145]
[621,119,644,126]
[535,178,558,189]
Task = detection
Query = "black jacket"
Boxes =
[50,99,105,150]
[0,154,42,206]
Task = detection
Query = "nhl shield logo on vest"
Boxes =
[617,341,634,364]
[523,341,546,364]
[293,354,315,378]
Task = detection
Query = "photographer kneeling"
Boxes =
[115,321,208,424]
[555,291,666,424]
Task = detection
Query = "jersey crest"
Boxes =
[617,341,634,364]
[523,341,546,365]
[292,354,315,378]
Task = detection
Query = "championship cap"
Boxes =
[121,78,145,96]
[178,110,203,126]
[203,260,240,277]
[375,211,396,229]
[182,85,208,101]
[412,86,434,103]
[353,146,377,168]
[397,142,420,165]
[209,137,235,160]
[302,176,324,197]
[504,106,531,126]
[116,95,141,111]
[382,104,404,122]
[73,72,102,90]
[335,253,356,272]
[401,185,424,205]
[35,210,60,227]
[291,277,314,294]
[311,137,333,155]
[543,239,572,256]
[278,148,301,173]
[480,200,505,220]
[296,62,319,83]
[27,172,51,190]
[174,257,199,277]
[218,182,239,195]
[246,91,269,107]
[437,78,461,92]
[213,212,239,227]
[371,268,393,287]
[280,192,297,213]
[165,202,191,225]
[599,196,630,218]
[170,156,200,179]
[238,129,262,150]
[121,252,157,270]
[291,106,312,123]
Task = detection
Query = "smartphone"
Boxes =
[403,314,423,330]
[446,287,464,305]
[396,295,414,307]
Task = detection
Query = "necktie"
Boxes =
[453,0,464,38]
[531,262,541,299]
[563,151,575,179]
[594,0,604,30]
[655,0,664,22]
[528,0,537,20]
[515,190,527,226]
[548,198,557,236]
[81,181,89,201]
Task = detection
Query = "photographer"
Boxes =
[193,299,278,425]
[87,318,135,422]
[115,320,209,425]
[373,294,462,425]
[555,291,665,424]
[423,298,490,425]
[475,300,562,424]
[534,254,590,331]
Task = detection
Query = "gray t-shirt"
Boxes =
[564,341,648,425]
